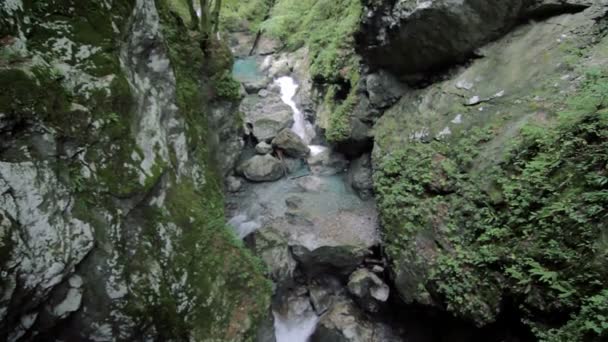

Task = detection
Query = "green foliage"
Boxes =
[221,0,275,32]
[260,0,361,82]
[325,85,357,143]
[374,70,608,337]
[212,70,241,100]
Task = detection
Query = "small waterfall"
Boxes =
[274,76,315,144]
[273,310,319,342]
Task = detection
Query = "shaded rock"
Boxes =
[309,277,343,315]
[292,245,371,276]
[237,154,284,182]
[286,210,314,227]
[209,101,244,177]
[253,227,296,283]
[348,153,374,200]
[357,0,591,78]
[347,268,390,313]
[256,311,277,342]
[240,94,294,142]
[255,141,273,155]
[365,70,406,109]
[243,76,272,93]
[272,129,310,158]
[311,297,402,342]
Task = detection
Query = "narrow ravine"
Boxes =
[227,37,385,341]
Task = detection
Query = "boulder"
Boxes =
[347,154,374,200]
[240,94,294,142]
[255,141,273,155]
[272,129,310,158]
[291,245,370,277]
[365,70,406,109]
[252,119,294,143]
[253,227,296,283]
[357,0,591,78]
[311,297,402,342]
[347,268,390,313]
[237,154,284,182]
[309,277,343,315]
[297,176,323,193]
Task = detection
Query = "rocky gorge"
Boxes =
[1,0,608,341]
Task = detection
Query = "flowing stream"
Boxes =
[231,56,377,342]
[272,75,320,342]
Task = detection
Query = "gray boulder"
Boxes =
[272,129,310,158]
[348,154,374,200]
[358,0,591,77]
[237,154,284,182]
[347,268,390,313]
[365,70,406,109]
[253,227,296,283]
[240,94,294,142]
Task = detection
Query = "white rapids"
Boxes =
[274,76,315,144]
[273,310,319,342]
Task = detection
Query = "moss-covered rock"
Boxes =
[0,0,271,340]
[372,7,608,340]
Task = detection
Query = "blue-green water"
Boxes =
[232,58,264,82]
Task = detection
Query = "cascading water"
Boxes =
[273,310,319,342]
[272,75,322,342]
[274,76,316,145]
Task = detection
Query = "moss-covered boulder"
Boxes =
[372,5,608,340]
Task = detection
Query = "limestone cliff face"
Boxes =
[0,0,269,341]
[366,0,608,338]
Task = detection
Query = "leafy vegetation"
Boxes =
[222,0,363,143]
[374,70,608,340]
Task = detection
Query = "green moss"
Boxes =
[0,68,71,129]
[374,71,608,336]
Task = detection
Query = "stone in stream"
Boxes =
[297,175,323,192]
[253,227,296,283]
[285,195,304,210]
[311,297,402,342]
[255,141,273,155]
[272,129,310,158]
[243,76,272,94]
[347,268,390,313]
[237,154,284,182]
[240,94,294,142]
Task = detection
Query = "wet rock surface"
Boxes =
[272,129,311,158]
[237,154,285,182]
